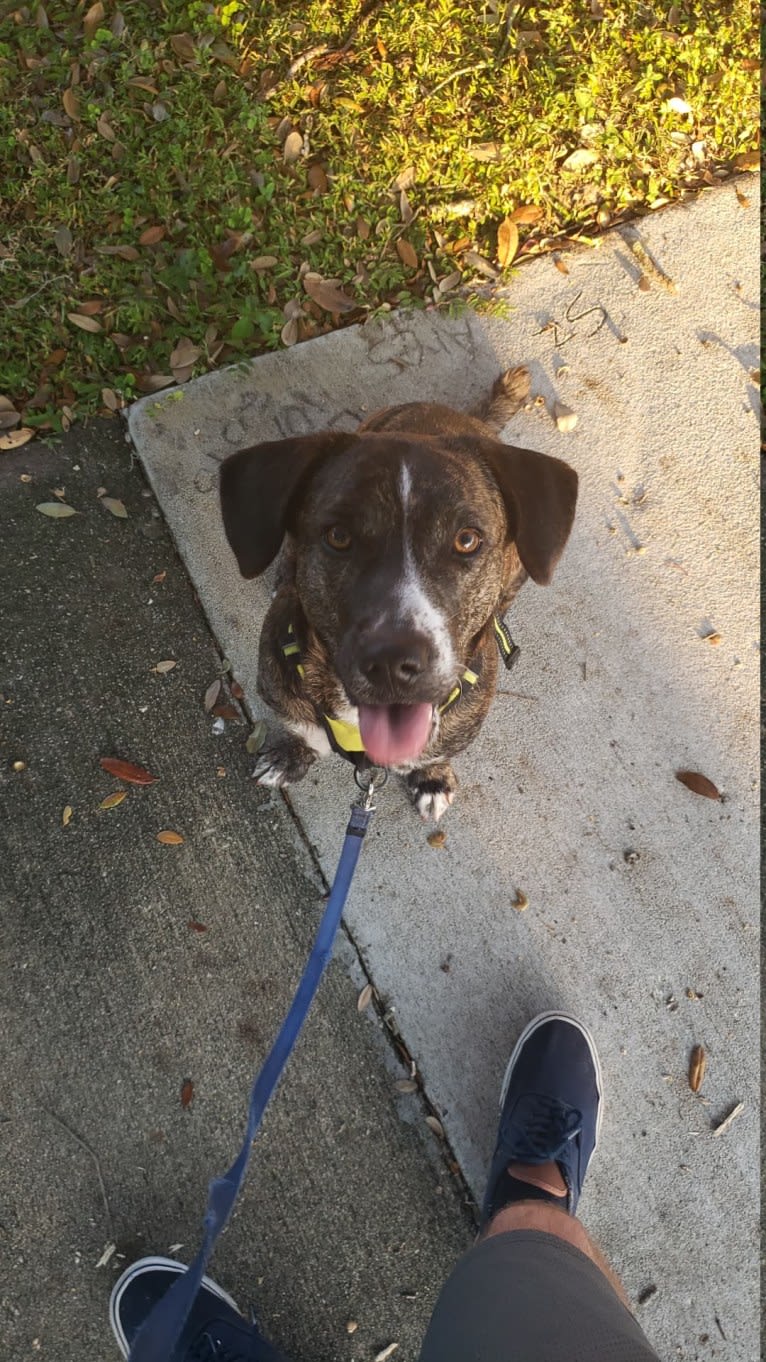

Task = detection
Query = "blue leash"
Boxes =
[127,770,384,1362]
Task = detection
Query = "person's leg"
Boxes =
[419,1013,661,1362]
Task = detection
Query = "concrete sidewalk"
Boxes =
[1,423,471,1362]
[128,178,760,1360]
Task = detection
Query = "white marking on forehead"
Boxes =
[398,461,413,512]
[394,459,457,684]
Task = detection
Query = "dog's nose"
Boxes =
[359,633,432,689]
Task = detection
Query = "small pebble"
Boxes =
[346,1321,358,1335]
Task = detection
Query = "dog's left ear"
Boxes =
[220,432,354,578]
[475,439,578,585]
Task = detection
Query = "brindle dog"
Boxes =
[219,367,577,820]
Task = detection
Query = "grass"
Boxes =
[0,0,758,432]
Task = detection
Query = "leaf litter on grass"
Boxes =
[0,0,758,430]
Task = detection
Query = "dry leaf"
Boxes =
[396,238,418,270]
[83,1,104,40]
[36,501,77,517]
[425,1115,444,1138]
[180,1079,194,1108]
[303,277,357,313]
[99,756,157,785]
[510,204,544,224]
[98,244,140,261]
[211,702,239,721]
[561,147,598,171]
[127,77,160,94]
[281,318,298,347]
[427,830,446,848]
[157,829,184,845]
[357,983,373,1012]
[139,225,165,246]
[374,1347,399,1362]
[169,337,202,369]
[170,33,196,61]
[703,631,722,646]
[466,141,500,162]
[99,791,127,810]
[733,150,759,171]
[356,217,371,240]
[688,1044,706,1093]
[283,130,303,163]
[438,270,462,293]
[101,496,128,518]
[152,570,167,584]
[101,388,120,411]
[135,374,175,392]
[96,113,115,140]
[62,88,80,120]
[188,920,208,933]
[496,217,519,268]
[68,312,103,334]
[396,1079,417,1094]
[1,427,35,450]
[554,402,578,432]
[153,660,176,674]
[675,770,721,801]
[553,254,570,275]
[62,805,73,826]
[512,890,529,911]
[54,225,73,256]
[246,721,267,755]
[307,163,328,192]
[0,410,20,430]
[252,255,278,270]
[393,165,415,190]
[203,678,222,712]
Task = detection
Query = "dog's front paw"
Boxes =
[252,730,316,788]
[406,763,458,822]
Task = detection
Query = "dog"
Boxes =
[219,366,577,820]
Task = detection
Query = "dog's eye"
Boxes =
[324,525,352,552]
[453,528,483,555]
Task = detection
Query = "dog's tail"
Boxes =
[470,365,531,433]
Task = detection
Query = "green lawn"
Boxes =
[0,0,758,435]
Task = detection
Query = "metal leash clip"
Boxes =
[354,763,388,810]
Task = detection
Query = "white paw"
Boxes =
[416,788,454,822]
[252,757,290,788]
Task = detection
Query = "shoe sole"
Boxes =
[109,1254,241,1359]
[498,1011,604,1155]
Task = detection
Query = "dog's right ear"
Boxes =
[219,432,353,578]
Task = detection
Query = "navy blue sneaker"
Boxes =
[481,1012,603,1227]
[109,1256,288,1361]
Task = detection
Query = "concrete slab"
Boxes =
[128,180,760,1360]
[0,425,471,1362]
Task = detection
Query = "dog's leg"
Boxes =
[252,724,318,788]
[405,761,458,822]
[470,365,531,433]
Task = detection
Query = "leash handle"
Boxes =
[128,796,375,1361]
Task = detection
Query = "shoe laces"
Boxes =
[508,1092,582,1164]
[187,1328,264,1362]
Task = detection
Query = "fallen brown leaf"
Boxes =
[99,791,127,810]
[188,920,208,933]
[396,238,418,270]
[374,1346,399,1362]
[169,337,202,369]
[170,32,196,61]
[427,830,446,848]
[157,830,184,845]
[153,660,176,674]
[303,276,357,313]
[675,770,721,800]
[211,702,239,721]
[497,217,519,268]
[68,312,103,334]
[180,1079,194,1108]
[553,255,570,275]
[1,427,35,450]
[425,1115,444,1138]
[688,1044,706,1093]
[99,757,157,785]
[152,570,167,584]
[139,225,166,246]
[510,204,544,224]
[357,983,373,1012]
[307,163,328,192]
[83,1,104,41]
[203,678,222,712]
[62,88,80,120]
[101,496,128,518]
[36,501,77,517]
[62,805,73,826]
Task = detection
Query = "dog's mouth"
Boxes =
[357,702,434,767]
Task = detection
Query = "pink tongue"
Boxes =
[358,702,433,766]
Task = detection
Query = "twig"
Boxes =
[427,63,491,101]
[495,689,539,701]
[7,273,71,310]
[44,1108,114,1239]
[712,1101,744,1137]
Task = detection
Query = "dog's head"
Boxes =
[220,426,577,766]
